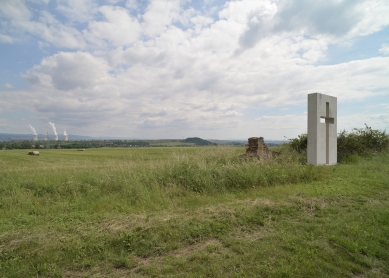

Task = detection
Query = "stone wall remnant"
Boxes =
[241,137,272,160]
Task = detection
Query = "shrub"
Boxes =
[337,124,389,162]
[288,134,307,154]
[287,125,389,163]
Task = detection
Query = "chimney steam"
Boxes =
[49,122,58,141]
[63,130,68,141]
[29,124,38,141]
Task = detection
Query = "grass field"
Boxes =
[0,147,388,277]
[149,142,195,146]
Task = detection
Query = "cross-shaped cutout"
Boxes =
[320,102,334,164]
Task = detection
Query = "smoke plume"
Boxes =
[29,124,37,135]
[49,122,57,135]
[64,130,67,136]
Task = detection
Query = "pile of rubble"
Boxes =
[241,137,272,160]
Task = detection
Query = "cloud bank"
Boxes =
[0,0,388,139]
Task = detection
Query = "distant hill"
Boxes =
[181,137,217,146]
[0,133,29,141]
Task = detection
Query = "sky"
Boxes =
[0,0,388,140]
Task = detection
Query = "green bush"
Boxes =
[337,124,389,162]
[287,125,389,163]
[288,134,307,154]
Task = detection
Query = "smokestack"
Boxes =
[44,131,48,141]
[49,122,58,141]
[29,124,38,141]
[63,130,68,141]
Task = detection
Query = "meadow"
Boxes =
[0,146,388,277]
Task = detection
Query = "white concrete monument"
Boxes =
[307,93,337,165]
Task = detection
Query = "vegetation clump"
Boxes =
[337,124,389,161]
[287,125,389,163]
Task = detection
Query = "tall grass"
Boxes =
[0,146,327,217]
[1,147,389,277]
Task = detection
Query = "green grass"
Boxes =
[0,147,388,277]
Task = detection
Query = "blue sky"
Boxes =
[0,0,388,140]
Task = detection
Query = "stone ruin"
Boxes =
[241,137,272,160]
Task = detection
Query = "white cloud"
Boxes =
[347,0,389,37]
[84,5,141,48]
[5,83,13,89]
[23,52,111,91]
[0,34,13,43]
[189,15,214,34]
[125,0,138,10]
[27,0,50,4]
[24,15,87,49]
[379,43,389,55]
[339,113,389,132]
[55,0,97,23]
[255,115,307,136]
[0,0,32,21]
[142,0,181,37]
[235,0,389,52]
[0,1,86,49]
[219,0,277,25]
